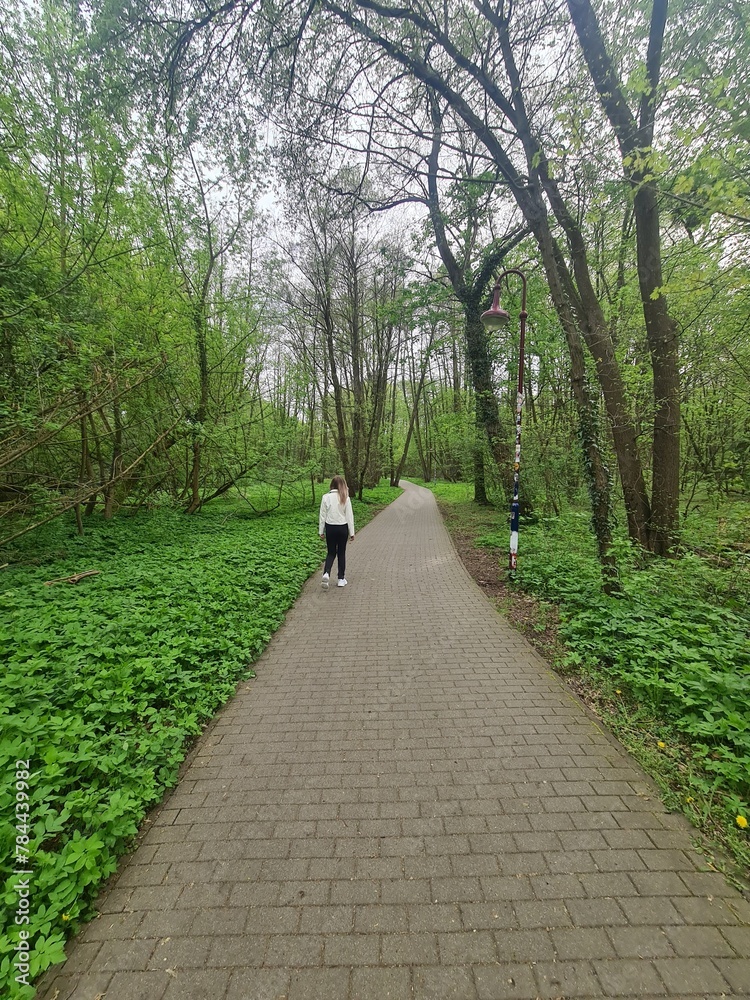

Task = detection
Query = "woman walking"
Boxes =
[319,475,355,588]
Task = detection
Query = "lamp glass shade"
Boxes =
[480,305,511,331]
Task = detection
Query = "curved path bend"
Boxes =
[39,482,750,1000]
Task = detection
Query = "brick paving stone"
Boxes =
[531,873,586,898]
[226,967,290,1000]
[655,957,731,994]
[593,958,666,995]
[514,900,572,928]
[307,857,356,879]
[205,935,267,967]
[480,874,534,901]
[619,895,685,925]
[95,938,158,971]
[355,904,409,932]
[664,924,735,957]
[381,877,432,904]
[118,861,171,886]
[278,880,331,907]
[673,894,747,924]
[409,903,462,932]
[494,928,556,961]
[37,483,750,1000]
[162,968,232,998]
[722,925,750,953]
[78,910,144,942]
[351,965,411,999]
[406,856,453,879]
[567,898,627,928]
[228,882,281,907]
[107,970,172,1000]
[264,934,323,966]
[324,933,381,966]
[450,854,500,877]
[414,966,478,999]
[535,959,601,997]
[607,925,675,958]
[714,957,750,994]
[438,930,498,964]
[431,877,483,902]
[382,931,439,965]
[300,904,354,934]
[551,926,616,960]
[474,963,542,1000]
[147,935,212,970]
[288,967,351,1000]
[37,972,114,1000]
[357,857,403,879]
[460,901,515,930]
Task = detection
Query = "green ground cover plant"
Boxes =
[0,483,400,997]
[512,513,749,803]
[424,481,750,876]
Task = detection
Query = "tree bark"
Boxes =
[104,392,123,519]
[566,0,680,550]
[473,414,489,505]
[186,301,210,514]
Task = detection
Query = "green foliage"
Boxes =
[415,480,474,503]
[493,511,750,821]
[0,483,400,995]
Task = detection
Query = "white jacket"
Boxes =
[319,489,355,536]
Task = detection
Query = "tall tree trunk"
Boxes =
[463,310,513,499]
[452,335,462,413]
[388,330,401,485]
[413,407,429,481]
[566,0,680,551]
[78,390,95,514]
[85,412,104,515]
[104,393,123,519]
[186,303,209,514]
[322,293,353,486]
[473,413,488,505]
[635,183,680,553]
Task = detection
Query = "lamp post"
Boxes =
[480,269,528,576]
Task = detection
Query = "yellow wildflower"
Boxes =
[61,914,70,922]
[657,741,666,748]
[615,689,621,695]
[737,815,748,829]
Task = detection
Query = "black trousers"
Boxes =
[324,523,349,579]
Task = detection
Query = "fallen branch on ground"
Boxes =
[44,570,100,586]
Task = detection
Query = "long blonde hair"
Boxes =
[330,475,349,506]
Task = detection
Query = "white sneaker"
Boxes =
[337,578,347,587]
[322,573,329,590]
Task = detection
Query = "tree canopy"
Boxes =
[1,0,748,550]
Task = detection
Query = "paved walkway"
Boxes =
[38,482,750,1000]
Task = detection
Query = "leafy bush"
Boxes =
[0,484,400,996]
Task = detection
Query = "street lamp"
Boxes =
[480,268,528,576]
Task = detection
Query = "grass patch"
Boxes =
[424,483,750,884]
[0,482,401,997]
